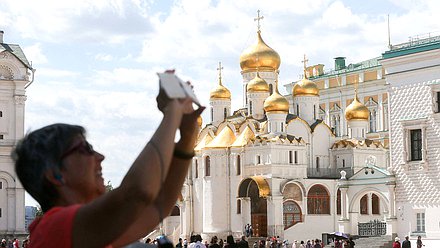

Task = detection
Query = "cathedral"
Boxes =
[175,17,397,242]
[157,14,440,246]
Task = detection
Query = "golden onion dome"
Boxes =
[345,92,369,121]
[209,76,231,100]
[240,31,281,72]
[293,76,319,96]
[264,80,289,113]
[247,72,269,93]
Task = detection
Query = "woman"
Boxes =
[416,236,424,248]
[393,237,401,248]
[224,236,237,248]
[13,87,204,248]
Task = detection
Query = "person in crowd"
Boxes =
[218,239,224,248]
[393,237,401,248]
[402,236,411,248]
[298,241,305,248]
[184,239,188,248]
[348,237,355,248]
[209,236,221,248]
[21,239,29,248]
[145,238,152,244]
[1,239,6,248]
[176,238,183,248]
[237,236,248,248]
[12,83,204,248]
[416,236,423,248]
[189,235,203,248]
[224,235,237,248]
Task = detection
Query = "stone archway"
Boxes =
[238,176,270,237]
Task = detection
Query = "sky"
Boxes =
[0,0,438,207]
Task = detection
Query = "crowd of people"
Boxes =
[170,235,355,248]
[0,238,28,248]
[393,235,424,248]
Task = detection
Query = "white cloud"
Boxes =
[22,43,48,65]
[94,53,114,61]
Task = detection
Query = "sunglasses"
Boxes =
[60,140,95,160]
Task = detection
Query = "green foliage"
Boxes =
[105,180,113,192]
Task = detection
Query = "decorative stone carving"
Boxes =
[14,95,27,105]
[0,64,14,80]
[0,51,12,59]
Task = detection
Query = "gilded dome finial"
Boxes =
[263,75,289,113]
[254,10,264,33]
[217,61,224,86]
[301,54,309,79]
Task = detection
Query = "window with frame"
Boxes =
[237,199,241,214]
[249,101,253,115]
[294,151,298,164]
[269,84,273,95]
[360,194,368,215]
[369,109,377,133]
[316,157,320,170]
[416,212,425,233]
[307,185,330,214]
[372,194,380,214]
[0,181,2,189]
[205,156,211,177]
[256,155,261,165]
[436,92,440,113]
[195,160,199,178]
[224,108,228,119]
[211,108,214,122]
[0,111,2,117]
[283,201,302,228]
[296,104,300,116]
[236,155,241,175]
[410,129,422,161]
[336,189,341,215]
[289,151,293,164]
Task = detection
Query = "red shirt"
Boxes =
[29,205,112,248]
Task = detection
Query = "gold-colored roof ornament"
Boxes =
[205,125,236,148]
[197,115,203,127]
[247,68,270,93]
[264,77,289,113]
[210,62,231,100]
[194,132,214,151]
[239,10,281,72]
[231,126,255,147]
[345,81,369,121]
[293,54,319,96]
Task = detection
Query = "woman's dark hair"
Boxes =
[226,235,235,244]
[12,123,86,212]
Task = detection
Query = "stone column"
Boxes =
[267,195,284,238]
[387,183,396,219]
[367,193,373,215]
[378,94,384,131]
[241,197,251,231]
[340,187,349,220]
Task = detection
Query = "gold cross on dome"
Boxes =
[301,54,309,70]
[217,62,224,84]
[254,10,264,32]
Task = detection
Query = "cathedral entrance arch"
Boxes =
[238,176,270,237]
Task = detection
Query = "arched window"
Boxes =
[283,201,302,229]
[316,157,320,170]
[195,160,198,178]
[237,199,241,214]
[296,104,300,116]
[170,206,180,216]
[360,194,368,214]
[236,155,241,175]
[294,151,298,164]
[224,108,228,119]
[336,189,341,215]
[372,194,380,215]
[307,185,330,214]
[205,156,211,177]
[314,105,316,119]
[269,84,273,95]
[289,151,293,164]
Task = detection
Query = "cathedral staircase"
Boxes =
[350,235,393,248]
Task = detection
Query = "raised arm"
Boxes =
[111,105,204,247]
[72,92,198,248]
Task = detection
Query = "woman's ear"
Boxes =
[45,169,64,186]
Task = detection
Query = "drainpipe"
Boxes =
[24,68,36,89]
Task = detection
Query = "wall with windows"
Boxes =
[382,43,440,239]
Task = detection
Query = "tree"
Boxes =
[105,180,113,192]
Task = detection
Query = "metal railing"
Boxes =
[358,220,387,237]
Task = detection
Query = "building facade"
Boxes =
[380,34,440,240]
[0,31,35,236]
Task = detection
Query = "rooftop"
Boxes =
[383,32,440,59]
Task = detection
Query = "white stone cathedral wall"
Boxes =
[389,80,440,238]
